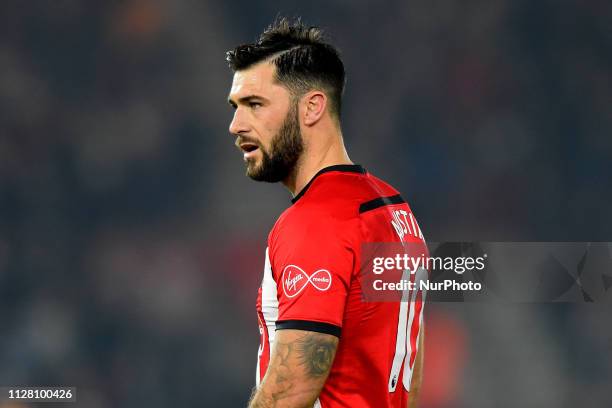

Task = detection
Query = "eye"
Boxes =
[249,101,262,109]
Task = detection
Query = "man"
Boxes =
[226,18,426,408]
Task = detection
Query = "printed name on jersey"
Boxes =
[281,265,332,298]
[391,209,423,241]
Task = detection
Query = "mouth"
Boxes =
[239,142,260,159]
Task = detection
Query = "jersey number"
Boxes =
[388,267,427,392]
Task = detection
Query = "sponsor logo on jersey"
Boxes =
[281,265,332,298]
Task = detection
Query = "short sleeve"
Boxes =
[269,215,355,337]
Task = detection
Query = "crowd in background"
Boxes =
[0,0,610,407]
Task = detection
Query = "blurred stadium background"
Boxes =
[0,0,610,407]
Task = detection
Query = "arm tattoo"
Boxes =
[295,333,337,377]
[248,331,339,407]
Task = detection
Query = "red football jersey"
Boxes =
[255,164,427,407]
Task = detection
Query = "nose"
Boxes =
[229,109,250,135]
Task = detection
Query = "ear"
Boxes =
[301,91,327,126]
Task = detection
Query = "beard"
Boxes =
[246,103,304,183]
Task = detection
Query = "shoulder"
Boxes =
[269,201,357,251]
[268,168,404,248]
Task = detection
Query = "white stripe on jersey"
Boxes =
[257,247,279,386]
[255,312,263,385]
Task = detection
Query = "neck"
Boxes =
[282,129,352,198]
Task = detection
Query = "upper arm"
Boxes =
[250,328,339,408]
[251,215,350,407]
[272,214,355,328]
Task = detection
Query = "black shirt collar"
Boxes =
[291,164,366,204]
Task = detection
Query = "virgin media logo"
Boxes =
[281,265,332,298]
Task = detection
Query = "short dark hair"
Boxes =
[226,18,346,119]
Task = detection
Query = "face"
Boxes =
[228,62,303,182]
